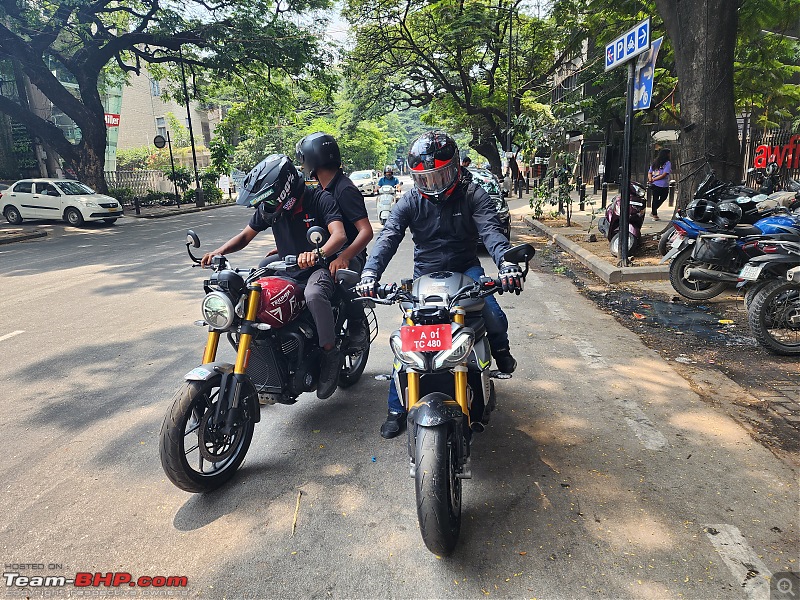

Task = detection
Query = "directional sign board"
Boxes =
[605,17,650,71]
[633,36,663,110]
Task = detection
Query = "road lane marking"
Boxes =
[544,301,571,321]
[618,399,667,450]
[0,330,24,343]
[704,524,771,599]
[571,338,606,368]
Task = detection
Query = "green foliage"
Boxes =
[116,146,171,171]
[530,150,576,225]
[165,114,191,148]
[106,187,135,204]
[164,166,193,192]
[209,136,232,176]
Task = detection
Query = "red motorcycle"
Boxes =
[159,227,374,493]
[597,181,647,257]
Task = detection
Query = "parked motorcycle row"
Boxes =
[159,223,536,556]
[658,162,800,355]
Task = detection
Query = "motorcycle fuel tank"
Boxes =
[411,271,484,313]
[256,276,306,328]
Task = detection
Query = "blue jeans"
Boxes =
[386,265,510,412]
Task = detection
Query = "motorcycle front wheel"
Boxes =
[668,249,728,300]
[159,375,255,493]
[415,424,462,556]
[748,279,800,355]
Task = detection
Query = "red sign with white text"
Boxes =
[400,324,452,352]
[104,113,120,127]
[753,134,800,169]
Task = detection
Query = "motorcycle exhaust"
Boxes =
[684,267,740,283]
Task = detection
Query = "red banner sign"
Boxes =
[104,113,120,127]
[753,134,800,169]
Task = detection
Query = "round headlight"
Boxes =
[202,291,235,330]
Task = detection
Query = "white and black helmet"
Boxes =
[236,154,304,213]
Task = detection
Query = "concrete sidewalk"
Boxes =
[509,184,675,283]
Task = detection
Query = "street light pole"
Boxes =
[506,6,512,156]
[178,46,204,208]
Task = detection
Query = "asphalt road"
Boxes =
[0,199,796,600]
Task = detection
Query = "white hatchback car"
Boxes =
[349,170,378,196]
[1,179,124,226]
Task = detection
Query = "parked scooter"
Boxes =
[738,239,800,355]
[597,181,647,257]
[376,184,397,225]
[667,199,800,300]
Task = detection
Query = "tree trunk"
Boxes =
[655,0,740,207]
[471,137,502,175]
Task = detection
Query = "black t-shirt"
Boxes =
[248,187,342,258]
[324,170,368,248]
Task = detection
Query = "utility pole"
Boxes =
[178,46,204,207]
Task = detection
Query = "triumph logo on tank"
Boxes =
[271,284,294,307]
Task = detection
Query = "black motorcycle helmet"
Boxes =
[716,201,743,228]
[686,198,719,223]
[236,154,305,213]
[295,132,341,177]
[406,131,460,203]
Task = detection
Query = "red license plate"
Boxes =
[400,324,452,352]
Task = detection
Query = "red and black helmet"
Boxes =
[406,131,460,203]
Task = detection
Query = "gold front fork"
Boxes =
[202,332,220,364]
[234,284,262,375]
[451,307,469,422]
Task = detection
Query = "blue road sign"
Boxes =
[605,17,650,71]
[633,36,663,110]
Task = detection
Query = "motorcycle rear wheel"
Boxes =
[159,375,255,493]
[415,424,462,555]
[748,279,800,355]
[668,249,728,300]
[339,345,370,388]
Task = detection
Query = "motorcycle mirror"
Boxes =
[503,243,536,264]
[186,230,201,248]
[306,226,327,246]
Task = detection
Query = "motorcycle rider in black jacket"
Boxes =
[357,131,523,438]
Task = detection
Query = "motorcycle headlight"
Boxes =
[202,291,235,330]
[389,331,426,369]
[433,329,475,370]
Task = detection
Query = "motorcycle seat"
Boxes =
[733,224,763,237]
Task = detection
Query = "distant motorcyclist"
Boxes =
[357,131,523,439]
[378,167,402,192]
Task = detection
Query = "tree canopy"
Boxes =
[0,0,333,191]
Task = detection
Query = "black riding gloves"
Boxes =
[499,262,524,295]
[357,271,379,298]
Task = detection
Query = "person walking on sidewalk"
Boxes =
[647,148,672,221]
[356,130,523,439]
